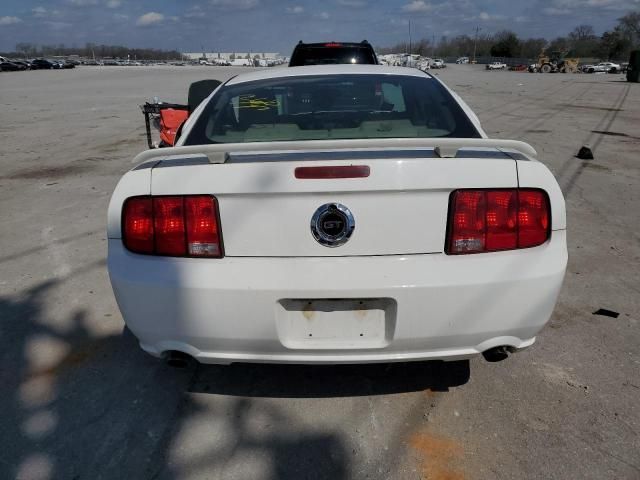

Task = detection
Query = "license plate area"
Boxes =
[276,298,397,350]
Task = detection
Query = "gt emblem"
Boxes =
[323,220,343,230]
[311,203,355,247]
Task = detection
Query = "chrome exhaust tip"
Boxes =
[164,350,194,368]
[482,346,512,363]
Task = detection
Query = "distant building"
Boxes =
[183,52,281,61]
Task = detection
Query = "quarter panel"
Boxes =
[107,168,152,239]
[516,160,567,230]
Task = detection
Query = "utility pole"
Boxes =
[472,25,480,64]
[408,19,412,56]
[432,33,435,57]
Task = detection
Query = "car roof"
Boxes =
[225,64,432,86]
[294,41,372,48]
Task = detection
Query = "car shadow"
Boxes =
[187,359,470,398]
[1,268,468,480]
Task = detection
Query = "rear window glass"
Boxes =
[290,46,377,66]
[184,74,480,145]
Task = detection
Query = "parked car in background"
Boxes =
[12,60,32,69]
[486,62,507,70]
[432,59,446,69]
[583,62,621,73]
[456,57,469,64]
[600,62,621,73]
[417,58,431,71]
[1,61,29,71]
[230,58,252,66]
[30,58,56,69]
[289,40,378,66]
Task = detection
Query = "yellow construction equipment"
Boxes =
[530,50,579,73]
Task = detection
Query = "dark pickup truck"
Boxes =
[289,41,378,67]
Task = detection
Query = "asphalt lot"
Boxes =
[0,64,638,480]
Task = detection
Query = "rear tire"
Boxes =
[541,64,552,74]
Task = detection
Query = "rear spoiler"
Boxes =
[131,138,538,167]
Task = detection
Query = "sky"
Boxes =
[0,0,638,53]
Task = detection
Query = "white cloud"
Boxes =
[136,12,164,26]
[185,5,206,18]
[210,0,260,10]
[390,17,410,26]
[46,21,73,29]
[402,0,432,12]
[318,11,330,19]
[337,0,367,6]
[541,0,637,14]
[286,5,304,13]
[68,0,99,6]
[32,6,48,17]
[543,7,571,14]
[478,11,506,21]
[106,0,122,8]
[0,15,22,25]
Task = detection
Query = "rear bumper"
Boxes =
[107,231,567,364]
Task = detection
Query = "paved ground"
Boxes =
[0,65,638,480]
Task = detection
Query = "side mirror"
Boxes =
[188,79,222,114]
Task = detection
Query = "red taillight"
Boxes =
[123,198,154,254]
[324,42,343,48]
[122,195,223,258]
[185,196,222,257]
[446,189,550,255]
[517,189,550,248]
[295,165,370,179]
[154,197,186,256]
[486,190,517,250]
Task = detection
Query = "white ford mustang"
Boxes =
[107,65,567,365]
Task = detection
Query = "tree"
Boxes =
[618,11,640,39]
[15,43,37,56]
[520,38,547,59]
[490,31,520,57]
[568,25,599,57]
[547,36,570,54]
[569,25,596,41]
[600,28,631,60]
[377,38,432,56]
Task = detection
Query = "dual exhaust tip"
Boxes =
[482,346,515,363]
[164,350,194,368]
[163,346,516,368]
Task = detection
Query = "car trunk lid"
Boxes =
[149,144,521,257]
